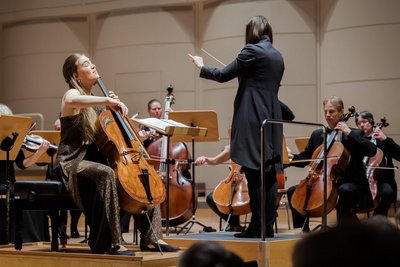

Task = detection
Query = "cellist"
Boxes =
[355,111,400,217]
[57,53,177,255]
[286,96,376,231]
[56,53,133,255]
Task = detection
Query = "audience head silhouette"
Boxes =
[178,241,257,267]
[292,216,400,267]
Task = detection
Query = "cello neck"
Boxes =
[159,85,175,172]
[96,78,150,158]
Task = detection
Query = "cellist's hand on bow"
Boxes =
[195,156,209,166]
[335,121,351,136]
[372,128,387,141]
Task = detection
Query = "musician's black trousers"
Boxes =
[243,167,277,235]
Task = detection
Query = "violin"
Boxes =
[364,117,389,207]
[146,85,194,226]
[291,106,356,217]
[94,78,165,214]
[23,134,58,152]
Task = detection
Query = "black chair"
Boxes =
[13,180,78,251]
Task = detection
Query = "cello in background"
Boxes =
[213,135,288,224]
[146,86,194,226]
[95,78,165,214]
[364,117,389,209]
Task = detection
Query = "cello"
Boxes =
[291,106,356,217]
[213,163,286,216]
[146,86,194,226]
[364,117,389,208]
[94,78,165,214]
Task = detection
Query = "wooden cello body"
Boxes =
[213,162,286,216]
[95,79,165,214]
[147,139,194,226]
[291,141,349,217]
[213,162,251,216]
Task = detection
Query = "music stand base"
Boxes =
[176,215,210,235]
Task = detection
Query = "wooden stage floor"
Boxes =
[0,204,304,267]
[0,233,300,267]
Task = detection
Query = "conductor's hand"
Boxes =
[189,54,204,69]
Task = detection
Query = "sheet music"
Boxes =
[138,118,189,130]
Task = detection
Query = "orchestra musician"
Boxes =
[287,96,377,231]
[190,15,287,238]
[195,144,244,232]
[355,111,400,217]
[0,104,52,244]
[55,53,133,255]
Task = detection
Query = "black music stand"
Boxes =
[261,119,326,241]
[131,116,207,235]
[0,115,32,244]
[169,110,219,234]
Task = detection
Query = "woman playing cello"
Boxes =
[287,96,376,231]
[56,53,134,255]
[356,111,400,217]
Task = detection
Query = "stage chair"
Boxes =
[13,180,78,252]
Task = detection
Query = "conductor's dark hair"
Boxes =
[245,15,273,44]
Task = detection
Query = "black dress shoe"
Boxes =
[226,225,245,232]
[140,243,180,252]
[234,229,261,238]
[70,230,81,239]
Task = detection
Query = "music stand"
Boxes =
[169,110,219,234]
[294,137,310,153]
[131,116,207,235]
[0,115,32,244]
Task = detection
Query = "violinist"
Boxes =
[56,53,133,255]
[120,97,179,252]
[0,104,52,244]
[287,96,377,230]
[355,111,400,217]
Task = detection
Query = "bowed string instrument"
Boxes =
[145,85,194,226]
[94,78,165,214]
[291,106,356,217]
[363,116,396,207]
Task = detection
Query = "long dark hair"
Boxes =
[62,53,97,143]
[245,15,273,44]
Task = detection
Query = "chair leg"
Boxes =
[49,210,61,252]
